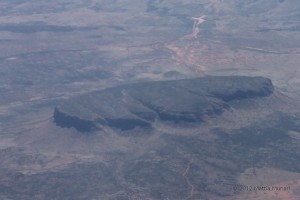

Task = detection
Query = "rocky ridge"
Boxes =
[53,76,274,132]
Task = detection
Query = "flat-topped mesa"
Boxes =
[53,76,274,132]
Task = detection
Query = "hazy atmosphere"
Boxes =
[1,0,300,199]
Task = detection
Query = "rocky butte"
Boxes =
[53,76,274,132]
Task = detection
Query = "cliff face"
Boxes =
[208,77,274,101]
[53,76,274,132]
[53,108,97,132]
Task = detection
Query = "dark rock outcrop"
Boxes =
[53,108,96,132]
[53,76,274,132]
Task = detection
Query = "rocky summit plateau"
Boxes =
[54,76,274,132]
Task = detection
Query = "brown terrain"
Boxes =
[0,0,300,199]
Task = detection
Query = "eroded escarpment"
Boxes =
[53,76,274,132]
[53,108,97,132]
